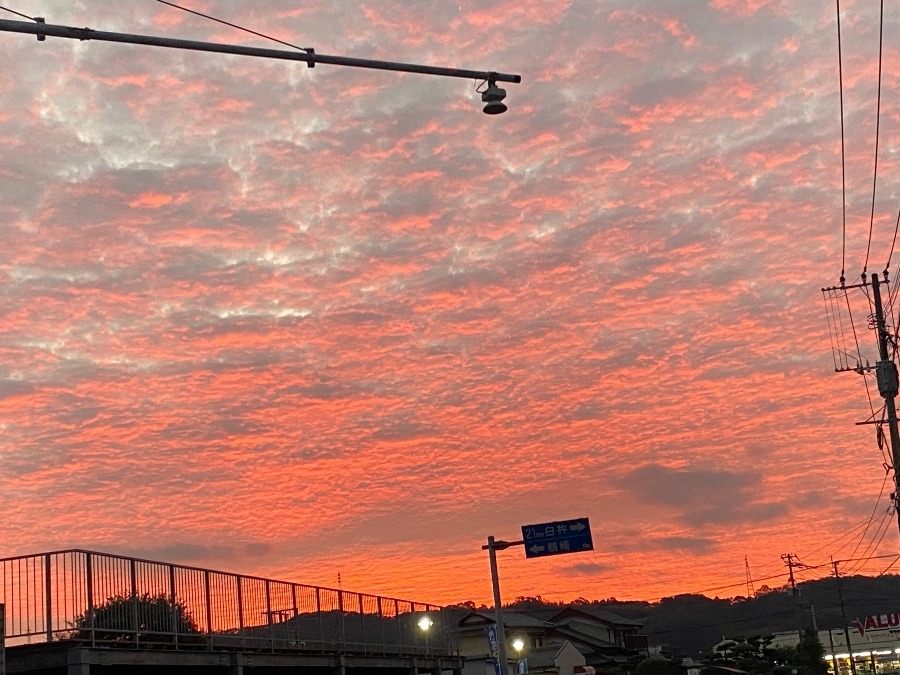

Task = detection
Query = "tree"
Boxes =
[794,631,829,675]
[71,593,201,645]
[635,657,683,675]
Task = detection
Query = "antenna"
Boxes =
[744,555,756,598]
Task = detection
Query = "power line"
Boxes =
[884,207,900,275]
[648,608,799,636]
[836,0,847,284]
[863,0,886,277]
[154,0,312,53]
[844,504,894,575]
[844,287,879,415]
[877,554,900,576]
[832,552,900,567]
[842,473,891,570]
[674,570,789,598]
[0,4,34,21]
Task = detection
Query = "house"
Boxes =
[526,642,588,675]
[512,605,647,671]
[456,606,647,675]
[458,611,554,655]
[547,606,646,653]
[461,637,586,675]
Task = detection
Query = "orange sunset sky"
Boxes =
[0,0,899,608]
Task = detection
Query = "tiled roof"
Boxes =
[525,643,567,669]
[459,611,554,629]
[550,605,643,627]
[551,620,620,650]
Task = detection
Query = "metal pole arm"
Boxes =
[481,540,524,551]
[0,18,521,84]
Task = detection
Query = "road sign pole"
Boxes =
[483,518,592,675]
[487,536,509,675]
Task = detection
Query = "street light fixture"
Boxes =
[482,80,508,115]
[512,637,528,675]
[419,614,433,656]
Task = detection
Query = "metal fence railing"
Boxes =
[0,550,459,656]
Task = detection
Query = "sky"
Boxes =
[1,0,900,609]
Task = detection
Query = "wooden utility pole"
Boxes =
[833,560,857,675]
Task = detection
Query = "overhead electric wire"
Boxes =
[885,207,900,275]
[677,570,789,598]
[845,289,879,415]
[154,0,312,52]
[844,503,894,575]
[877,554,900,576]
[842,471,892,569]
[799,512,890,570]
[0,4,34,20]
[863,0,886,277]
[864,509,895,564]
[832,552,900,568]
[648,608,801,636]
[836,0,848,284]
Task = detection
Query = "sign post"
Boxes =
[483,518,593,675]
[485,536,510,675]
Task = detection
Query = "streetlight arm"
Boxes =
[0,18,522,84]
[481,540,524,551]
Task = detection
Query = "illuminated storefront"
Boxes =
[772,613,900,675]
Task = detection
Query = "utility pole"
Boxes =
[833,559,858,675]
[782,553,798,596]
[828,628,839,675]
[870,272,900,532]
[782,553,803,640]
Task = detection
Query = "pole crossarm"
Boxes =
[0,18,522,84]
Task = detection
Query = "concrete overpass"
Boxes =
[0,549,465,675]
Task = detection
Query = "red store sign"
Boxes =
[853,613,900,637]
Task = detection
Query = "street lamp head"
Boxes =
[482,81,508,115]
[512,638,525,653]
[418,616,434,631]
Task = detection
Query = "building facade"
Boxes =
[770,613,900,675]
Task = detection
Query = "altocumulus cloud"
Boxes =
[623,464,788,527]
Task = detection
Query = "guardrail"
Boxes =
[0,549,458,656]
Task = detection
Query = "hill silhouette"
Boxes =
[507,574,900,656]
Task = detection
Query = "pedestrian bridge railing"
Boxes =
[0,549,458,656]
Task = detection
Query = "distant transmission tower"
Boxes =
[823,272,900,533]
[744,555,756,597]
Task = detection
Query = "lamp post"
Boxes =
[513,638,527,675]
[418,615,433,656]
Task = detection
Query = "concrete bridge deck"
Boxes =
[7,641,463,675]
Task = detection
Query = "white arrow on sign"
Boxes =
[529,545,545,554]
[570,522,587,532]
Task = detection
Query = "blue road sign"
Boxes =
[521,517,593,558]
[485,625,503,675]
